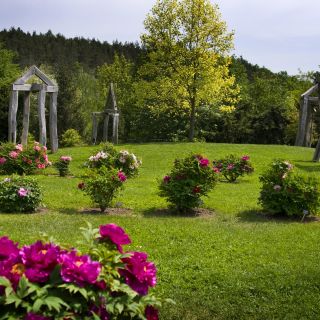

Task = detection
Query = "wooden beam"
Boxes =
[112,113,119,144]
[313,139,320,161]
[49,92,58,153]
[38,89,47,146]
[308,96,319,102]
[92,114,98,145]
[8,90,19,143]
[103,114,110,142]
[21,92,31,145]
[301,84,318,97]
[295,96,309,146]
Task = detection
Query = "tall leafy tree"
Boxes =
[0,43,20,140]
[140,0,239,140]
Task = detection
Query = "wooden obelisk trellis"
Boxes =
[295,82,320,161]
[92,83,119,144]
[8,65,59,153]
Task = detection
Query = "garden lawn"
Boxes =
[1,142,320,319]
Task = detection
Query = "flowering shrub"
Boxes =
[0,175,42,213]
[259,159,320,217]
[212,154,254,182]
[159,154,217,212]
[0,142,51,175]
[79,166,127,212]
[86,143,142,178]
[0,223,166,319]
[54,156,72,177]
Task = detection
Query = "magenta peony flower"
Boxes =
[24,313,51,320]
[120,251,157,296]
[0,236,19,261]
[163,175,171,183]
[99,223,131,253]
[241,155,250,161]
[59,250,101,287]
[17,187,28,197]
[90,303,110,320]
[20,241,60,283]
[145,305,159,320]
[9,151,18,159]
[0,256,25,289]
[199,158,209,167]
[0,157,7,165]
[117,171,127,182]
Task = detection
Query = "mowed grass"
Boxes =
[1,143,320,319]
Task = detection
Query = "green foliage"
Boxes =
[159,154,217,212]
[0,175,42,212]
[259,159,320,216]
[54,156,72,177]
[80,166,126,212]
[213,154,254,182]
[60,129,83,147]
[0,142,50,175]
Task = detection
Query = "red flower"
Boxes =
[192,186,201,193]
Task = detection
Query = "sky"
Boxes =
[0,0,319,75]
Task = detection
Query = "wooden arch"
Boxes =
[295,83,320,161]
[92,83,119,144]
[8,65,59,152]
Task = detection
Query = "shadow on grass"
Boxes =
[237,209,320,224]
[57,207,133,216]
[294,162,320,173]
[142,207,214,218]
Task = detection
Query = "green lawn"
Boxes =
[1,143,320,319]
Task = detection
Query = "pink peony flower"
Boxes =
[24,312,51,320]
[20,241,60,283]
[37,163,46,169]
[42,146,47,151]
[15,144,23,152]
[0,157,6,165]
[163,175,171,183]
[59,250,101,287]
[241,155,250,161]
[117,171,127,182]
[34,145,41,152]
[199,158,209,167]
[213,167,220,173]
[9,151,18,159]
[17,188,28,197]
[60,156,72,162]
[227,164,234,170]
[99,223,131,253]
[120,251,157,296]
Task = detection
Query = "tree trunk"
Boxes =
[189,105,196,141]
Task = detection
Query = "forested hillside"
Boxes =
[0,28,314,144]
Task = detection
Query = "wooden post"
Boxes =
[49,92,58,153]
[112,113,119,144]
[295,96,309,146]
[8,90,19,143]
[21,91,31,145]
[38,88,47,146]
[305,103,313,147]
[103,113,110,142]
[313,139,320,161]
[92,113,98,145]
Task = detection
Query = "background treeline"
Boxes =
[0,27,314,144]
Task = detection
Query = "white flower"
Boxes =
[119,156,126,163]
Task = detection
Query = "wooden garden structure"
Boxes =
[8,65,59,152]
[295,82,320,161]
[92,83,119,144]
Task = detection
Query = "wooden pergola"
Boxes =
[8,65,59,152]
[92,83,119,144]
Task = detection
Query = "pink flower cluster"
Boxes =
[17,187,28,198]
[117,171,127,182]
[60,156,72,162]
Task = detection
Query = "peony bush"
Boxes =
[0,223,166,320]
[159,154,217,212]
[212,154,254,182]
[54,156,72,177]
[259,159,320,217]
[0,176,42,213]
[79,167,127,212]
[0,142,51,175]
